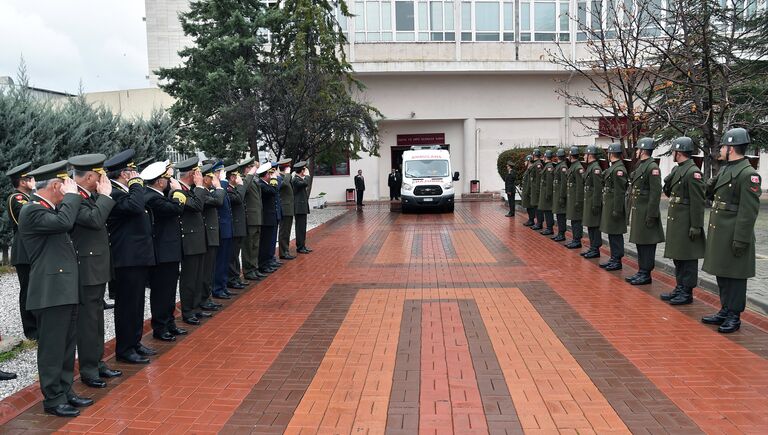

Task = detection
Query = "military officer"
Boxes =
[521,155,535,226]
[212,162,236,300]
[225,163,248,289]
[258,163,280,273]
[5,162,36,341]
[241,159,264,280]
[660,137,706,305]
[565,147,585,249]
[530,149,545,230]
[142,161,189,341]
[278,159,296,259]
[552,149,569,241]
[68,154,122,388]
[625,138,665,285]
[538,150,556,235]
[105,150,157,364]
[18,160,93,417]
[599,143,629,271]
[199,163,225,311]
[504,161,516,217]
[702,128,762,333]
[292,161,313,254]
[581,146,604,258]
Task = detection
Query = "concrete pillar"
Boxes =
[463,118,477,192]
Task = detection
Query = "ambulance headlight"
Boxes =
[402,183,413,191]
[443,182,453,190]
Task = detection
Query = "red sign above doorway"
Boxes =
[396,133,445,146]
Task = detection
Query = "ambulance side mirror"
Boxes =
[453,172,460,181]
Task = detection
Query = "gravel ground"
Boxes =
[0,206,348,401]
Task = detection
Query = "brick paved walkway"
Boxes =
[1,202,767,434]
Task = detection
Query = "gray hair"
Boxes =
[35,179,56,191]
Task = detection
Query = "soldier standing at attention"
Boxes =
[504,161,516,217]
[551,149,569,241]
[278,159,296,260]
[521,155,535,226]
[530,149,544,230]
[241,159,265,281]
[258,163,280,273]
[581,146,603,258]
[225,163,248,289]
[626,138,665,285]
[660,137,706,305]
[292,161,313,254]
[5,162,36,344]
[538,150,556,235]
[565,147,585,249]
[68,154,122,388]
[599,143,629,271]
[212,162,236,300]
[702,128,762,333]
[18,161,92,417]
[354,169,365,210]
[199,163,225,311]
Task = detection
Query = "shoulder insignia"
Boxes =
[14,194,23,201]
[579,168,584,173]
[693,172,702,180]
[617,170,624,177]
[79,190,89,199]
[594,169,600,174]
[172,191,188,205]
[561,167,567,172]
[751,175,761,184]
[547,167,553,171]
[651,169,660,176]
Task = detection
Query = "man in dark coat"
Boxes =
[599,143,628,271]
[530,149,544,229]
[257,163,279,273]
[538,151,556,235]
[292,162,312,254]
[388,168,399,201]
[241,159,264,280]
[225,163,248,289]
[565,147,585,249]
[212,162,236,299]
[551,149,568,240]
[354,169,365,209]
[19,161,93,417]
[199,163,225,311]
[278,159,296,260]
[581,146,604,259]
[520,156,535,226]
[504,161,516,217]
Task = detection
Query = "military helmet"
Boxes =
[569,146,580,156]
[635,137,655,150]
[720,127,750,146]
[544,150,553,159]
[584,145,599,155]
[672,136,695,152]
[532,148,542,157]
[525,154,533,162]
[556,148,566,157]
[606,143,622,154]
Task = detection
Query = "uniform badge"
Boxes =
[651,169,660,176]
[617,170,624,176]
[562,167,567,172]
[693,172,702,180]
[751,175,760,184]
[547,167,553,171]
[579,169,584,173]
[594,169,600,174]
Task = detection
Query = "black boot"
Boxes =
[566,241,581,249]
[540,228,554,236]
[599,258,615,268]
[523,220,534,227]
[701,308,728,325]
[718,311,741,333]
[552,234,566,242]
[630,271,651,285]
[582,249,600,259]
[660,285,683,301]
[531,224,542,230]
[624,272,640,283]
[605,260,623,271]
[669,287,693,305]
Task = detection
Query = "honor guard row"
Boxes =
[3,150,315,417]
[519,127,761,334]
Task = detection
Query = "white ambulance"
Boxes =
[400,145,459,213]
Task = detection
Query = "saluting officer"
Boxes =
[581,146,604,258]
[552,149,569,241]
[5,162,36,342]
[241,159,264,280]
[278,159,296,260]
[18,161,93,417]
[68,154,122,388]
[530,149,544,230]
[212,162,236,300]
[257,163,280,274]
[626,138,665,285]
[565,147,585,249]
[538,150,556,235]
[225,163,248,289]
[660,137,706,305]
[521,155,535,226]
[702,128,762,333]
[199,163,225,312]
[599,143,628,270]
[292,161,313,254]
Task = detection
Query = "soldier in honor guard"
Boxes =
[538,150,556,235]
[581,146,604,258]
[565,147,585,249]
[599,143,629,271]
[18,161,93,417]
[701,128,762,333]
[530,149,544,230]
[241,159,264,280]
[625,138,665,285]
[5,162,36,343]
[504,160,516,217]
[551,149,569,241]
[105,150,157,364]
[199,163,226,311]
[660,137,706,305]
[68,154,122,388]
[278,159,296,260]
[257,163,280,274]
[225,163,248,289]
[212,162,236,300]
[292,161,313,254]
[521,155,535,226]
[142,161,189,341]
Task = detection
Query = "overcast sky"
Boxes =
[0,0,149,94]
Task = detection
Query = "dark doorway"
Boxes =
[391,144,450,171]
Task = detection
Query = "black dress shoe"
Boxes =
[660,286,683,301]
[99,367,122,378]
[199,302,220,311]
[552,235,566,242]
[718,312,741,333]
[45,404,80,417]
[702,309,728,325]
[540,229,554,236]
[582,250,600,259]
[196,311,213,318]
[227,282,246,289]
[505,213,513,217]
[258,268,275,274]
[82,377,107,388]
[599,260,611,268]
[0,370,17,381]
[605,262,623,271]
[624,273,640,282]
[212,293,232,300]
[272,260,284,266]
[297,248,311,254]
[224,290,238,296]
[211,301,223,308]
[531,225,542,230]
[669,289,693,305]
[116,352,150,364]
[566,241,582,249]
[523,220,534,226]
[243,273,263,280]
[67,394,94,407]
[630,274,651,285]
[169,326,188,336]
[103,301,115,310]
[183,316,200,326]
[279,255,296,260]
[153,332,176,342]
[135,344,157,356]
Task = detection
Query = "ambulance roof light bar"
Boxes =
[410,145,444,150]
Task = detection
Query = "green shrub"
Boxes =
[497,147,535,183]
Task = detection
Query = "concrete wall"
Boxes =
[85,87,175,118]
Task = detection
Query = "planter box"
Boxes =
[309,197,327,209]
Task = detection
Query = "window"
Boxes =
[519,0,570,41]
[404,159,450,178]
[313,157,351,176]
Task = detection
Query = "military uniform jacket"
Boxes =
[227,182,247,238]
[292,175,311,215]
[702,158,761,278]
[107,181,155,268]
[600,161,628,234]
[504,171,516,193]
[566,162,585,220]
[7,190,30,265]
[71,187,116,286]
[203,187,225,247]
[354,174,365,191]
[145,187,184,264]
[18,193,82,310]
[582,162,603,227]
[552,161,568,214]
[628,158,665,245]
[663,159,705,260]
[179,183,207,256]
[244,174,263,226]
[530,160,544,207]
[538,162,555,211]
[279,174,295,217]
[521,166,533,208]
[259,178,279,227]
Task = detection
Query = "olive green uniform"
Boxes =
[582,162,603,251]
[7,190,36,339]
[566,162,585,242]
[242,173,263,277]
[530,160,544,227]
[600,161,628,260]
[521,165,535,224]
[628,158,665,274]
[539,161,555,231]
[552,161,569,237]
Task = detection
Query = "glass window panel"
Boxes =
[430,2,443,30]
[461,2,472,30]
[396,1,415,31]
[606,0,616,28]
[419,31,429,40]
[503,3,514,30]
[431,31,444,40]
[368,32,381,41]
[535,32,557,40]
[577,2,587,29]
[367,2,381,31]
[382,31,393,40]
[534,2,556,31]
[476,2,500,31]
[503,32,515,40]
[445,2,454,30]
[396,32,416,40]
[382,1,392,29]
[461,31,472,40]
[591,0,602,30]
[418,2,429,30]
[477,32,501,40]
[577,31,588,40]
[444,31,455,40]
[560,3,569,30]
[521,2,531,31]
[521,32,532,40]
[356,2,365,26]
[355,31,366,40]
[559,32,569,40]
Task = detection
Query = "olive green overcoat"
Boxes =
[552,161,569,214]
[566,162,584,220]
[582,161,603,227]
[600,161,628,235]
[628,158,665,244]
[663,159,706,260]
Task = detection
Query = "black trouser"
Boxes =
[242,226,261,276]
[77,283,106,379]
[673,259,698,288]
[356,189,364,206]
[608,234,624,260]
[180,253,205,319]
[33,304,77,409]
[506,192,515,215]
[587,227,602,249]
[636,244,657,273]
[390,188,398,200]
[259,225,276,269]
[213,238,232,296]
[542,210,554,230]
[279,215,294,257]
[200,245,218,306]
[113,266,148,357]
[295,214,308,250]
[535,208,544,226]
[228,236,243,284]
[556,213,566,235]
[149,262,179,335]
[526,208,535,223]
[716,276,747,313]
[15,264,37,340]
[571,220,583,241]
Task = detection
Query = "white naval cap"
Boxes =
[256,163,271,175]
[140,160,171,181]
